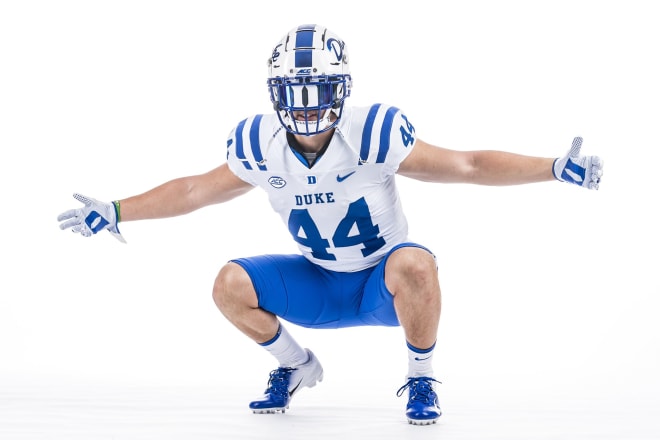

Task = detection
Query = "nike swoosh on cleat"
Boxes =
[336,171,356,182]
[289,379,304,395]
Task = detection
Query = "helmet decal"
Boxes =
[326,38,343,62]
[271,44,283,63]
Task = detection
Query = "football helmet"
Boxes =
[267,24,352,136]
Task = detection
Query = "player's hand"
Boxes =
[57,193,126,243]
[553,137,603,190]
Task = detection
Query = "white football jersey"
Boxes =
[226,104,417,272]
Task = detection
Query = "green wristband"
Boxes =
[112,200,122,223]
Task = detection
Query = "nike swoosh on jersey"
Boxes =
[336,171,356,182]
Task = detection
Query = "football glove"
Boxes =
[57,193,126,243]
[553,136,603,190]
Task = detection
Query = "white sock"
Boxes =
[259,323,308,367]
[407,341,436,378]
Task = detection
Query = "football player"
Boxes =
[58,24,603,425]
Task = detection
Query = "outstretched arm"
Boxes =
[398,138,602,189]
[118,163,253,221]
[58,163,253,240]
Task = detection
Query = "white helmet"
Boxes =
[267,24,352,136]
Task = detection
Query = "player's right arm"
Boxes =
[58,164,253,240]
[118,163,253,222]
[59,119,260,240]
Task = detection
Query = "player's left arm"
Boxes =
[397,137,603,189]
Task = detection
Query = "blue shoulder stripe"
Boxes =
[235,119,252,170]
[235,116,267,171]
[376,106,400,163]
[249,115,267,171]
[359,104,381,165]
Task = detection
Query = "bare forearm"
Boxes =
[116,164,254,222]
[117,176,203,222]
[468,151,555,186]
[399,140,557,185]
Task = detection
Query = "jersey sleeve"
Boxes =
[225,115,268,187]
[349,104,418,174]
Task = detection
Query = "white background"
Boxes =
[1,1,659,439]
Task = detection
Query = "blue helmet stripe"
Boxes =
[294,27,315,68]
[295,50,313,68]
[376,106,399,163]
[249,115,267,171]
[359,104,381,164]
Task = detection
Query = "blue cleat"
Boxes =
[396,376,442,425]
[249,349,323,414]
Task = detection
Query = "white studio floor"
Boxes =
[2,373,658,440]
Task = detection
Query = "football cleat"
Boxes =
[396,376,442,425]
[249,349,324,413]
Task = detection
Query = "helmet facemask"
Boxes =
[267,25,352,136]
[268,75,351,135]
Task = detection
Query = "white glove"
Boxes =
[553,137,604,190]
[57,193,126,243]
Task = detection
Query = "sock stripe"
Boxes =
[406,341,436,354]
[258,324,283,346]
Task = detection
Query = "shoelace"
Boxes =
[265,367,295,397]
[396,377,441,403]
